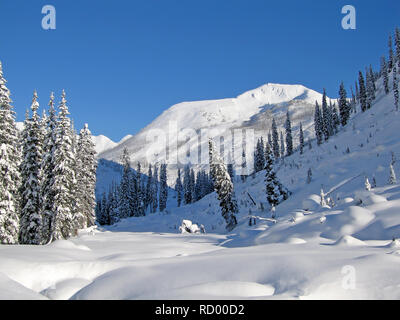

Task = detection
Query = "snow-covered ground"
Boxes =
[2,183,400,300]
[3,73,400,300]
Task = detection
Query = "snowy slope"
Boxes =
[98,83,333,184]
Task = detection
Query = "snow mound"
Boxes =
[50,240,91,251]
[322,206,375,239]
[0,273,48,300]
[302,194,321,211]
[354,191,387,206]
[284,237,307,244]
[41,278,91,300]
[386,239,400,249]
[332,235,366,247]
[177,281,275,298]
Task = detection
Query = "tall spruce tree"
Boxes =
[321,89,332,140]
[394,64,399,111]
[76,124,97,228]
[135,162,145,216]
[145,164,153,211]
[183,165,192,204]
[271,118,280,159]
[254,138,265,173]
[381,56,390,95]
[338,82,350,126]
[299,122,304,155]
[395,27,400,69]
[331,102,340,133]
[0,62,21,244]
[159,163,168,212]
[314,101,323,145]
[389,34,394,71]
[152,165,158,213]
[51,91,77,240]
[208,139,237,231]
[19,91,43,244]
[119,148,133,218]
[175,168,182,207]
[359,71,368,112]
[41,93,57,243]
[264,143,289,209]
[285,111,293,156]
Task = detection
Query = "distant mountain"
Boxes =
[97,83,334,184]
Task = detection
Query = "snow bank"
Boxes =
[302,194,321,211]
[354,190,387,206]
[332,235,366,247]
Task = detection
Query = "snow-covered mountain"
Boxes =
[98,83,333,183]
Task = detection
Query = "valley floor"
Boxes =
[2,189,400,300]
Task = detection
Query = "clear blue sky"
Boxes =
[0,0,399,141]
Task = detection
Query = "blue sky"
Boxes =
[0,0,399,141]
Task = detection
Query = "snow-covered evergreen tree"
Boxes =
[359,71,368,112]
[151,165,158,213]
[208,139,237,231]
[145,164,153,211]
[389,164,397,185]
[338,82,350,126]
[76,123,97,228]
[321,89,332,140]
[381,56,390,95]
[0,62,21,244]
[183,165,192,204]
[365,177,371,191]
[271,118,280,159]
[159,163,168,212]
[135,162,145,216]
[285,111,293,156]
[393,64,399,111]
[19,91,43,244]
[41,93,57,243]
[395,27,400,68]
[331,102,340,134]
[51,91,77,240]
[119,148,133,218]
[389,34,394,71]
[299,122,304,155]
[264,143,289,208]
[254,138,265,172]
[366,67,375,109]
[314,101,323,145]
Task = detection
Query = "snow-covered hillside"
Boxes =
[98,83,334,183]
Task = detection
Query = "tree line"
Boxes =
[0,62,97,245]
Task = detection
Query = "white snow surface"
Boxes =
[4,77,400,299]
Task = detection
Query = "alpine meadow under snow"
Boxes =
[2,27,400,300]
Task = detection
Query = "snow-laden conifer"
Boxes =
[159,163,168,212]
[41,93,57,243]
[264,143,289,208]
[208,139,237,231]
[51,91,78,240]
[76,123,97,228]
[0,62,21,244]
[285,111,293,156]
[19,91,43,244]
